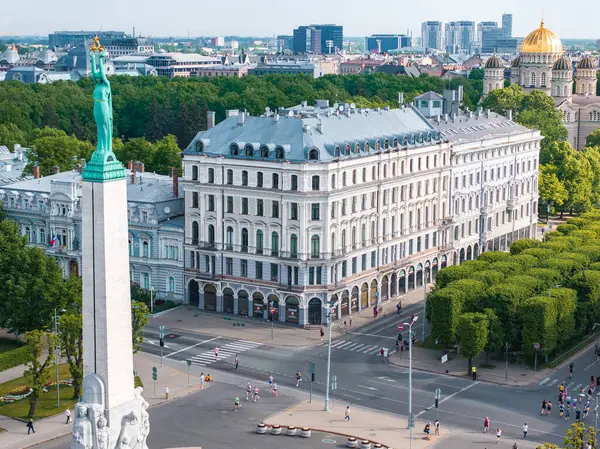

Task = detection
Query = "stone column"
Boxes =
[216,294,223,313]
[199,292,205,310]
[233,295,239,315]
[279,303,286,322]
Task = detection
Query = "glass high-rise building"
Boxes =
[292,25,343,54]
[444,21,476,53]
[502,14,513,39]
[421,21,444,50]
[365,34,412,53]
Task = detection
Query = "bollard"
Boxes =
[256,423,267,434]
[346,437,358,448]
[300,428,311,438]
[271,425,282,435]
[286,426,297,436]
[359,440,371,449]
[373,444,383,449]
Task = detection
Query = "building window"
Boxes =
[256,261,263,279]
[208,168,215,183]
[226,227,233,250]
[143,273,150,289]
[290,234,298,258]
[371,251,376,267]
[276,146,285,159]
[342,261,347,278]
[352,257,357,274]
[312,175,320,191]
[227,169,233,184]
[309,267,315,285]
[311,235,320,258]
[362,254,367,270]
[309,149,319,161]
[242,170,248,186]
[142,240,149,257]
[291,175,298,190]
[242,198,248,214]
[192,192,199,208]
[192,166,198,181]
[168,277,175,293]
[272,201,280,218]
[40,228,46,245]
[226,257,233,275]
[272,173,279,189]
[257,172,263,187]
[208,195,215,211]
[271,232,279,256]
[241,259,248,277]
[311,203,320,220]
[226,196,233,213]
[257,199,264,216]
[290,203,298,220]
[256,230,264,254]
[271,263,278,281]
[241,228,249,252]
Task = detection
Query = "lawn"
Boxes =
[0,337,22,354]
[0,363,78,421]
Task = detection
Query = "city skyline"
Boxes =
[2,0,599,40]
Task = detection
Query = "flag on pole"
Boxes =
[49,234,57,246]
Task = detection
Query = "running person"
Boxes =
[496,428,502,444]
[565,407,571,420]
[234,396,241,411]
[569,362,574,378]
[272,382,278,397]
[576,409,582,422]
[296,371,302,387]
[559,403,565,417]
[268,375,274,388]
[484,417,490,433]
[541,399,547,415]
[253,385,260,402]
[547,401,552,416]
[214,347,219,361]
[245,382,252,401]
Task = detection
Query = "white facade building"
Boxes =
[182,102,541,326]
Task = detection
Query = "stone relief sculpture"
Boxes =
[72,404,93,449]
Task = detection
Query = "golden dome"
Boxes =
[520,20,563,54]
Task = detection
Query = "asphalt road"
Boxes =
[31,382,347,449]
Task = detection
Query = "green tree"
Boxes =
[115,137,156,169]
[24,330,58,418]
[131,301,149,354]
[483,309,504,364]
[0,123,26,148]
[586,128,600,148]
[481,84,526,115]
[457,313,488,373]
[563,422,596,449]
[428,288,465,346]
[151,134,182,175]
[538,164,568,208]
[25,130,94,177]
[59,312,83,399]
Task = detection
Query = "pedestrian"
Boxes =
[541,399,547,415]
[320,328,324,340]
[576,409,582,422]
[246,382,252,401]
[268,375,274,388]
[26,418,35,434]
[547,401,552,416]
[200,372,205,388]
[472,365,477,381]
[373,305,378,318]
[434,419,440,436]
[296,371,302,387]
[214,347,219,361]
[495,428,501,443]
[397,302,402,315]
[165,384,169,400]
[565,407,571,420]
[344,406,351,422]
[380,348,385,362]
[349,317,352,329]
[484,416,490,433]
[522,423,528,439]
[235,355,239,370]
[559,403,565,417]
[513,444,518,449]
[272,382,278,397]
[234,396,241,411]
[65,408,71,424]
[253,385,260,402]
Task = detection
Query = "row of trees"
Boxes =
[427,210,600,371]
[0,73,481,150]
[0,205,149,416]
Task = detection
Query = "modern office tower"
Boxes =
[421,21,444,50]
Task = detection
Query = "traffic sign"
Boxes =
[331,382,337,391]
[398,323,403,330]
[375,291,379,298]
[152,367,157,374]
[435,388,441,399]
[186,359,192,367]
[159,325,166,339]
[332,375,337,382]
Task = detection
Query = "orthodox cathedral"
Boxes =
[484,20,600,149]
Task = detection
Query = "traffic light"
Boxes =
[435,398,439,408]
[159,338,164,347]
[311,372,315,382]
[152,366,157,381]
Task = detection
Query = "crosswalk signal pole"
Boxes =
[325,301,339,412]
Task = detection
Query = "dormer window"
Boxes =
[363,142,369,152]
[308,149,319,161]
[260,145,269,158]
[245,144,254,157]
[375,140,381,151]
[418,134,424,144]
[345,144,351,156]
[384,139,390,149]
[410,135,416,145]
[334,146,340,158]
[402,136,408,146]
[230,143,239,156]
[195,141,203,153]
[275,146,284,159]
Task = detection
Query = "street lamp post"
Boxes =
[150,287,154,315]
[404,314,418,449]
[53,308,66,408]
[421,273,429,343]
[324,300,339,412]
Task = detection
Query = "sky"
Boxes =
[2,0,599,40]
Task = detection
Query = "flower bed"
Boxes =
[0,379,73,403]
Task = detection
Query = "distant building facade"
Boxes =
[502,14,513,39]
[293,24,343,54]
[421,21,444,50]
[365,34,411,54]
[277,35,294,52]
[444,21,476,54]
[49,30,126,49]
[112,52,221,78]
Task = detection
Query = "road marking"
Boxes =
[349,331,397,340]
[548,379,559,387]
[345,343,361,350]
[567,382,575,389]
[415,382,479,417]
[362,345,379,353]
[539,378,550,386]
[336,341,355,349]
[357,385,378,391]
[575,383,583,391]
[377,376,396,382]
[352,344,367,351]
[330,340,345,348]
[162,336,220,359]
[585,360,597,371]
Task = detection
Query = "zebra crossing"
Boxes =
[330,339,389,355]
[537,378,598,395]
[188,340,262,367]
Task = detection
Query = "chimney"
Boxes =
[131,171,136,184]
[128,160,134,170]
[316,121,323,134]
[172,168,179,198]
[33,165,40,179]
[238,111,246,125]
[55,166,60,174]
[507,109,513,121]
[207,111,216,129]
[134,161,145,173]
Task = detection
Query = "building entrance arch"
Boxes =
[351,287,359,312]
[390,273,397,297]
[361,283,368,309]
[370,280,378,305]
[203,284,217,311]
[189,280,199,306]
[285,296,299,323]
[238,290,249,316]
[252,292,265,318]
[441,255,447,269]
[308,298,322,325]
[416,264,423,288]
[268,294,279,321]
[408,267,415,290]
[399,270,406,293]
[223,288,234,314]
[432,258,439,279]
[467,245,472,260]
[341,291,350,317]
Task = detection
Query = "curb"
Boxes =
[150,304,184,318]
[387,356,538,388]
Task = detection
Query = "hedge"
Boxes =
[0,345,29,372]
[428,288,466,345]
[566,217,592,229]
[521,296,558,358]
[526,268,562,289]
[468,269,505,286]
[556,224,577,235]
[476,251,511,263]
[435,265,477,289]
[504,275,542,294]
[510,254,539,270]
[509,238,540,255]
[574,246,600,263]
[521,248,555,260]
[571,230,598,242]
[445,279,487,310]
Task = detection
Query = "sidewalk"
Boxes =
[263,400,444,449]
[150,286,430,348]
[0,352,207,449]
[389,345,551,387]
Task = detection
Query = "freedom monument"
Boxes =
[71,36,149,449]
